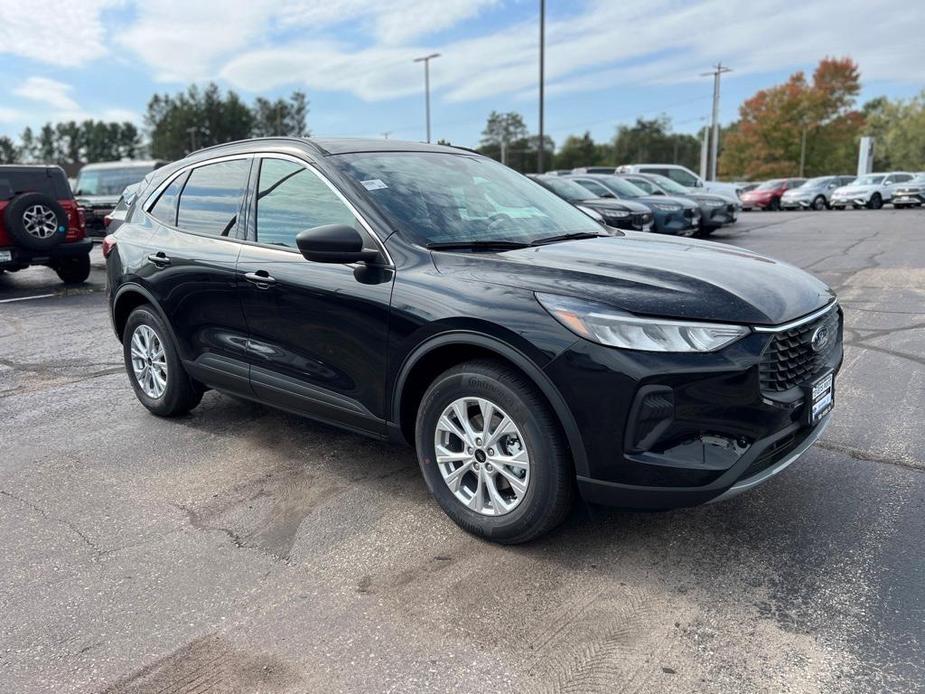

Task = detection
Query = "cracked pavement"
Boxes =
[1,210,923,693]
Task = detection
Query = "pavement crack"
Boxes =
[817,439,923,472]
[0,490,106,556]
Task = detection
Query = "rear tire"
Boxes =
[414,359,574,544]
[122,306,203,417]
[54,253,91,284]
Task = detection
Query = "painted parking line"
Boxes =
[0,293,58,304]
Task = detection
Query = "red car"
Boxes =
[740,178,806,211]
[0,165,91,283]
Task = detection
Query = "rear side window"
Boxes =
[148,173,187,226]
[255,158,356,248]
[665,168,698,187]
[176,159,250,236]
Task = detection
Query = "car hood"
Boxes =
[75,194,119,206]
[581,198,651,214]
[835,185,876,195]
[432,233,834,325]
[783,187,818,196]
[635,195,697,210]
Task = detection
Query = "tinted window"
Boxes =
[0,169,69,200]
[893,174,912,183]
[573,178,612,197]
[149,173,187,226]
[176,160,250,236]
[535,176,596,202]
[627,177,658,194]
[668,169,698,186]
[256,159,356,247]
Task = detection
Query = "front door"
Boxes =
[236,156,394,435]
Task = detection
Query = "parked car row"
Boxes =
[551,164,741,202]
[739,172,924,211]
[533,171,738,237]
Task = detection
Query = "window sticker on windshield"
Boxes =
[361,179,388,191]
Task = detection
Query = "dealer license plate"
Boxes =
[0,250,11,262]
[806,372,834,424]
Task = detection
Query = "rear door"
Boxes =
[235,155,394,435]
[143,157,253,394]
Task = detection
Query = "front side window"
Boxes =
[573,178,613,197]
[334,152,600,246]
[256,158,357,247]
[176,159,250,236]
[628,177,659,194]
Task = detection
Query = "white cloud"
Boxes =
[0,107,25,123]
[13,77,80,110]
[0,0,120,66]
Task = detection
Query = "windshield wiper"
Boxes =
[426,240,533,251]
[530,231,607,246]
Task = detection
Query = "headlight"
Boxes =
[651,203,681,212]
[536,293,750,352]
[602,209,631,219]
[703,199,724,207]
[576,205,604,222]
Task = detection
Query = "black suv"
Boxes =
[106,138,843,543]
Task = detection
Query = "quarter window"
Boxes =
[176,159,250,236]
[149,173,187,226]
[255,158,356,247]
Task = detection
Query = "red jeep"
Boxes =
[0,165,92,283]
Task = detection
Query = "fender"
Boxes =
[111,283,185,359]
[392,331,589,476]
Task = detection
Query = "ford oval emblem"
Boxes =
[811,325,831,352]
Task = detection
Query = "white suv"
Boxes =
[616,164,741,203]
[830,172,916,210]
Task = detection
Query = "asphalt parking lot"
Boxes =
[1,209,923,693]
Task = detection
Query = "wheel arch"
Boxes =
[392,332,589,477]
[111,283,181,353]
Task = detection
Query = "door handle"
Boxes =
[243,271,277,288]
[147,252,171,267]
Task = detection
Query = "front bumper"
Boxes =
[780,195,814,209]
[653,208,700,236]
[831,194,869,207]
[892,192,924,206]
[701,203,737,228]
[543,304,843,510]
[0,238,93,269]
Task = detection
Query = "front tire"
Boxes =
[54,253,91,284]
[868,193,883,210]
[414,359,574,544]
[122,306,203,417]
[812,195,827,211]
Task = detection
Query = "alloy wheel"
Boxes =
[130,324,168,399]
[434,397,530,516]
[22,205,59,239]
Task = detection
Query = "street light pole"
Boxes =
[186,126,198,153]
[701,63,732,181]
[413,53,441,143]
[537,0,546,173]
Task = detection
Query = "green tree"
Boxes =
[252,91,310,137]
[863,91,925,171]
[0,136,18,164]
[146,83,256,160]
[19,127,35,162]
[554,131,601,170]
[478,111,529,164]
[611,117,700,170]
[38,123,57,163]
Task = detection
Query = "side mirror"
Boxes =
[693,179,704,188]
[296,224,380,264]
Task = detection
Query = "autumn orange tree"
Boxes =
[720,58,865,179]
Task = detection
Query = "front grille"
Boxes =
[759,307,840,392]
[632,212,652,228]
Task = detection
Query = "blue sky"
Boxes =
[0,0,922,150]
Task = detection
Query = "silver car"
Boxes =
[781,176,855,210]
[830,172,916,209]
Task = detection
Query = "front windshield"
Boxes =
[854,175,884,186]
[646,174,690,195]
[595,176,649,199]
[75,166,153,196]
[910,174,925,184]
[800,177,831,189]
[539,177,597,201]
[334,152,601,246]
[756,179,784,190]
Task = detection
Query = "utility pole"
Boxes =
[799,126,807,177]
[699,121,709,179]
[701,63,732,181]
[381,131,392,140]
[537,0,546,173]
[186,126,198,153]
[413,53,440,143]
